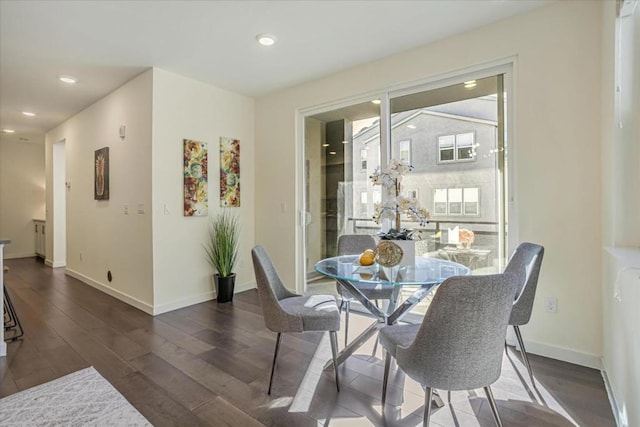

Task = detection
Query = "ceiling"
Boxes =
[0,0,551,144]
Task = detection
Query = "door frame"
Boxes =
[295,58,518,293]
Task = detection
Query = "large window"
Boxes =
[438,132,476,163]
[434,187,480,216]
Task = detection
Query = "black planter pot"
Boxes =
[215,273,236,303]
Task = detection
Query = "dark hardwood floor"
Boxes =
[1,257,615,426]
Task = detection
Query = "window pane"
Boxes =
[399,140,411,163]
[438,135,455,162]
[360,149,368,171]
[434,202,447,214]
[456,133,475,160]
[449,188,462,214]
[463,187,479,215]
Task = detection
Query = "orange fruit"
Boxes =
[359,251,375,266]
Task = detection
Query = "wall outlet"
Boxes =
[123,204,129,215]
[138,203,145,214]
[544,296,558,313]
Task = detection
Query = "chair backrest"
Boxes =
[504,242,544,325]
[337,234,376,255]
[251,245,302,332]
[396,273,519,391]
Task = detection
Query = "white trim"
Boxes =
[67,267,257,316]
[601,367,622,427]
[3,252,37,259]
[0,341,6,357]
[506,334,602,369]
[45,259,65,268]
[65,268,154,315]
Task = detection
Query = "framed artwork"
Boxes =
[94,147,109,200]
[220,137,240,207]
[183,139,208,216]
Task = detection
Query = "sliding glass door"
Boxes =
[303,73,508,289]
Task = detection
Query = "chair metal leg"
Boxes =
[268,332,282,395]
[447,390,451,404]
[424,387,433,426]
[513,325,534,381]
[484,386,503,427]
[344,300,351,346]
[329,331,340,392]
[382,350,391,404]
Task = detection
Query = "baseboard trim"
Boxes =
[65,268,154,315]
[506,334,601,369]
[152,280,257,315]
[4,251,36,259]
[601,366,622,427]
[45,259,66,268]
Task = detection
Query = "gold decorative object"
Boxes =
[375,240,404,267]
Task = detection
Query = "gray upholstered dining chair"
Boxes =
[251,245,341,394]
[379,273,519,427]
[337,234,394,346]
[504,242,544,381]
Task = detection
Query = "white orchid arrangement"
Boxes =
[370,159,430,234]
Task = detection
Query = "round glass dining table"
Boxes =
[314,255,470,367]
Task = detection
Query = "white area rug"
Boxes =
[0,367,151,426]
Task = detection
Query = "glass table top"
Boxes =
[314,255,471,286]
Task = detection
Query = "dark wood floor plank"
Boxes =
[129,352,217,411]
[113,372,209,427]
[1,257,616,427]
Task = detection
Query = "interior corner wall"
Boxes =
[0,139,45,258]
[255,1,604,366]
[45,69,154,312]
[151,68,255,314]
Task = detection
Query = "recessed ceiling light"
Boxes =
[407,125,416,129]
[2,129,15,133]
[256,33,277,46]
[322,143,330,147]
[342,140,349,144]
[329,151,337,155]
[22,111,36,117]
[59,75,77,84]
[371,99,381,105]
[464,80,477,89]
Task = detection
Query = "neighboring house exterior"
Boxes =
[346,97,499,250]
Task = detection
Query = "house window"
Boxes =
[406,188,418,199]
[448,188,462,215]
[434,189,448,215]
[399,140,411,163]
[360,191,368,216]
[360,149,368,172]
[463,187,479,215]
[434,187,480,216]
[438,132,476,163]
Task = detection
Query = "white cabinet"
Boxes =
[34,220,45,258]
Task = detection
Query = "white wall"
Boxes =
[601,2,640,426]
[51,141,66,267]
[151,68,255,314]
[0,139,45,259]
[255,1,604,366]
[45,70,154,311]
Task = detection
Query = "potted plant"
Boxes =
[204,210,240,303]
